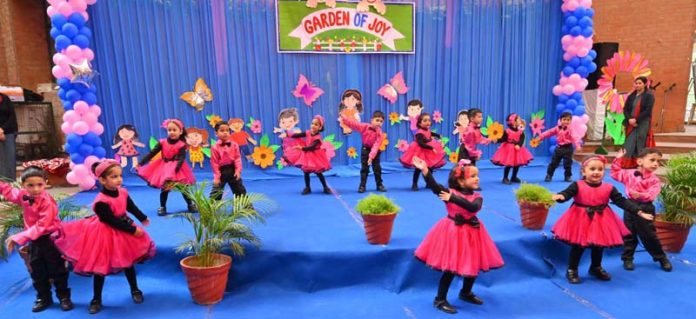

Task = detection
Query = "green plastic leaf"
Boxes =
[269,145,280,153]
[260,134,270,147]
[149,136,158,149]
[202,147,211,158]
[324,134,335,142]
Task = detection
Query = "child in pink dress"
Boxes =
[400,113,446,190]
[137,119,196,216]
[611,148,671,271]
[2,167,73,312]
[551,155,644,284]
[491,113,533,184]
[534,112,574,182]
[284,115,332,195]
[412,157,503,314]
[55,160,155,314]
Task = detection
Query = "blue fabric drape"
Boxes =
[88,0,562,165]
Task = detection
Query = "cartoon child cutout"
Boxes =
[400,99,424,133]
[185,128,209,169]
[229,118,257,161]
[112,124,145,169]
[452,109,470,136]
[338,89,363,135]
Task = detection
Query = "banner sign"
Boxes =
[276,0,414,54]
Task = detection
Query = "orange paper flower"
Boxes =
[251,145,275,168]
[487,122,504,141]
[347,147,357,159]
[530,138,540,148]
[380,133,389,151]
[449,151,459,163]
[208,115,223,128]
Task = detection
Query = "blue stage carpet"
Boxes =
[1,159,695,318]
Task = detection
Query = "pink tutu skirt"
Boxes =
[137,159,195,188]
[491,143,533,167]
[281,137,303,166]
[55,216,156,276]
[415,218,504,276]
[400,141,446,169]
[293,149,331,173]
[551,205,630,247]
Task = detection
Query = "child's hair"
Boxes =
[91,160,120,179]
[416,113,431,130]
[228,118,244,126]
[214,121,230,132]
[163,118,187,142]
[372,110,385,120]
[407,99,423,110]
[580,155,607,168]
[20,166,47,183]
[467,108,482,120]
[113,124,140,144]
[506,113,519,128]
[634,76,649,86]
[638,147,662,158]
[447,160,475,190]
[560,112,572,120]
[454,109,469,127]
[278,107,299,123]
[313,115,325,132]
[185,127,209,142]
[339,89,363,112]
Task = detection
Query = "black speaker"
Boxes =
[586,42,619,90]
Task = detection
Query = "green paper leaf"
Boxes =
[324,134,335,142]
[605,112,626,144]
[332,141,343,150]
[486,115,493,127]
[205,114,214,121]
[537,109,545,119]
[444,146,451,155]
[481,128,488,136]
[210,138,217,145]
[202,148,211,158]
[260,134,270,147]
[431,128,437,133]
[441,137,450,145]
[149,136,158,149]
[269,145,280,153]
[276,160,284,170]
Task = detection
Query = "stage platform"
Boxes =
[1,160,694,318]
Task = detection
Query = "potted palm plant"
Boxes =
[355,194,400,245]
[655,152,696,253]
[176,183,276,305]
[514,183,556,230]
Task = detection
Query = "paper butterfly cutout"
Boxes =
[179,78,213,111]
[377,72,408,104]
[292,74,324,107]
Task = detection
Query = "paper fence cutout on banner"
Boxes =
[180,78,213,111]
[306,0,337,8]
[377,72,408,104]
[356,0,387,15]
[292,74,324,106]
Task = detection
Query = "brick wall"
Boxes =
[593,0,696,133]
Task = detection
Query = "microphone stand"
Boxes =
[659,83,676,132]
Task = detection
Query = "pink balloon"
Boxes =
[569,73,581,81]
[71,0,87,12]
[581,0,592,8]
[73,101,89,114]
[52,65,64,78]
[566,0,579,11]
[65,45,82,60]
[83,48,94,61]
[72,121,90,135]
[578,47,589,57]
[563,52,572,61]
[581,114,590,123]
[72,164,88,178]
[66,171,78,184]
[57,1,73,16]
[562,84,575,95]
[47,0,64,6]
[552,85,563,96]
[47,5,57,16]
[79,178,95,191]
[91,123,104,135]
[90,105,102,117]
[61,122,73,134]
[86,0,97,5]
[84,155,100,168]
[82,112,98,125]
[63,110,80,123]
[81,11,89,21]
[561,35,572,46]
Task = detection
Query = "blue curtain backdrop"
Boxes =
[87,0,562,166]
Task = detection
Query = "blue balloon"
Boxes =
[579,17,593,28]
[63,101,73,110]
[574,7,586,19]
[571,92,583,101]
[50,27,61,39]
[51,14,67,29]
[570,26,582,36]
[556,104,566,113]
[61,23,78,38]
[71,153,85,164]
[82,92,97,105]
[588,62,597,73]
[569,57,581,67]
[565,16,578,27]
[566,99,578,109]
[581,55,594,65]
[93,147,107,158]
[88,84,97,93]
[68,13,86,28]
[58,89,67,100]
[75,84,89,94]
[587,8,595,17]
[66,89,81,102]
[562,66,575,76]
[582,27,594,38]
[576,66,589,77]
[84,132,102,146]
[563,12,571,20]
[589,49,597,59]
[78,144,94,156]
[54,35,71,51]
[79,27,92,39]
[67,134,83,147]
[573,105,585,115]
[561,26,569,35]
[73,35,89,49]
[57,78,71,89]
[558,95,569,103]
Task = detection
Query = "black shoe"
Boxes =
[458,291,483,305]
[659,258,673,272]
[511,177,521,183]
[323,187,332,194]
[157,207,166,216]
[433,299,457,314]
[358,185,366,193]
[88,299,102,314]
[411,184,418,191]
[588,266,611,281]
[131,289,144,304]
[623,259,635,271]
[59,297,74,311]
[564,176,572,182]
[566,269,581,284]
[502,178,511,185]
[376,184,387,192]
[544,175,552,182]
[32,297,53,312]
[187,204,198,213]
[301,187,311,195]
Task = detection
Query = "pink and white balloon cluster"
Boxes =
[47,0,103,191]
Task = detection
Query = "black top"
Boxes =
[555,181,641,213]
[498,127,525,146]
[139,138,187,171]
[623,90,654,125]
[423,171,482,212]
[291,132,322,151]
[93,188,148,234]
[0,93,18,134]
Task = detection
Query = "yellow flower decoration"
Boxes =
[487,122,504,141]
[207,115,223,128]
[530,138,540,148]
[388,112,401,125]
[449,151,459,163]
[251,145,275,168]
[380,133,389,151]
[347,147,358,159]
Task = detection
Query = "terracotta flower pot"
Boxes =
[361,213,397,245]
[654,218,692,253]
[518,201,550,230]
[180,253,232,305]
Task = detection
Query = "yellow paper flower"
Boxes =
[530,138,540,148]
[347,147,357,159]
[251,145,275,168]
[208,115,222,127]
[449,151,459,163]
[380,133,389,151]
[388,112,401,125]
[488,122,504,141]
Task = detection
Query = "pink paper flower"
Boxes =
[395,139,409,152]
[322,141,336,159]
[530,118,545,136]
[250,120,262,134]
[433,110,443,123]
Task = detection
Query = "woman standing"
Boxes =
[621,76,655,168]
[0,93,18,180]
